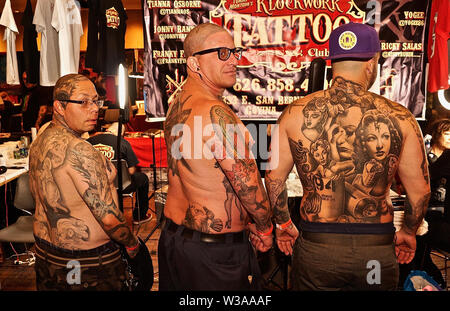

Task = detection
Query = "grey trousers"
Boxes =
[291,231,399,291]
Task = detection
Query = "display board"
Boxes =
[143,0,430,120]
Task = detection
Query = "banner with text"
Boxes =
[143,0,430,120]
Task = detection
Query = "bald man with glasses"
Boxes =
[159,23,273,290]
[29,74,149,290]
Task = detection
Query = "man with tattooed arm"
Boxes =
[266,23,430,290]
[159,23,273,290]
[29,74,142,290]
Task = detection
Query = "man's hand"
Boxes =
[248,223,273,252]
[276,223,299,256]
[394,229,416,264]
[122,238,154,291]
[125,239,140,259]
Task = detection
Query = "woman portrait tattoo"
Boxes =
[343,110,403,221]
[301,98,329,142]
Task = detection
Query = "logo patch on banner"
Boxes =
[339,31,357,50]
[106,7,120,29]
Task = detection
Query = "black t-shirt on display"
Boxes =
[21,0,39,84]
[86,0,127,75]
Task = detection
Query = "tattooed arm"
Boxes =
[68,141,139,257]
[395,112,430,264]
[265,110,299,255]
[209,104,272,251]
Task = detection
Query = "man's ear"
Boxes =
[187,56,200,73]
[53,100,65,116]
[367,53,380,76]
[365,58,376,78]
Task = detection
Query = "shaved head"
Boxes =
[53,74,91,102]
[184,23,228,57]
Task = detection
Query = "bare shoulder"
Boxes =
[371,93,421,136]
[277,91,325,125]
[165,92,194,125]
[69,138,103,160]
[209,100,241,125]
[30,125,75,170]
[371,93,413,117]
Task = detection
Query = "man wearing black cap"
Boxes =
[266,22,430,290]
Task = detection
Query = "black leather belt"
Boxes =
[301,231,394,246]
[166,220,246,244]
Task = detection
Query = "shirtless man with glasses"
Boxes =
[29,74,143,290]
[159,23,273,291]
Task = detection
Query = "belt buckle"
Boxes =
[200,235,219,243]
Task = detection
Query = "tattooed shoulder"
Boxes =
[164,94,193,177]
[210,104,239,125]
[68,140,107,179]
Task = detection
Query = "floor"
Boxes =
[0,194,449,291]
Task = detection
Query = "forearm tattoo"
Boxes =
[69,142,136,247]
[265,173,289,224]
[210,105,272,232]
[403,193,430,234]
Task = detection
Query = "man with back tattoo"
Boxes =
[159,23,273,290]
[266,23,430,290]
[29,74,143,290]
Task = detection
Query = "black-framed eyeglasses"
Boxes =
[193,47,246,61]
[58,99,104,108]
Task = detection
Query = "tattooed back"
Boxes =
[29,123,114,249]
[163,82,271,234]
[277,76,428,224]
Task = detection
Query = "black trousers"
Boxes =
[123,171,149,220]
[158,219,262,291]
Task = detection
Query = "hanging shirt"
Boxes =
[427,0,450,93]
[85,0,98,68]
[86,0,127,75]
[21,0,40,84]
[52,0,84,77]
[33,0,60,86]
[0,0,19,85]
